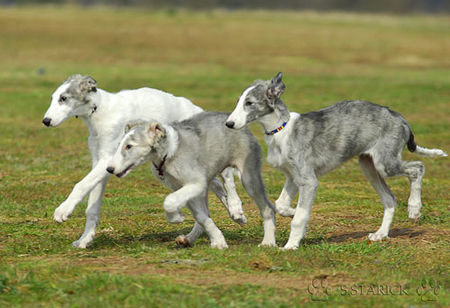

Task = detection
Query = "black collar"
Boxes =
[90,105,97,116]
[152,154,168,177]
[75,105,97,119]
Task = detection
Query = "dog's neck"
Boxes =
[258,100,290,135]
[164,126,179,159]
[79,89,111,134]
[149,125,179,168]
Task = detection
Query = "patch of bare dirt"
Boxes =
[70,256,354,291]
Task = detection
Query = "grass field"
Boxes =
[0,6,449,307]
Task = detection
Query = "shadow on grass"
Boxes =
[305,228,425,245]
[90,227,425,249]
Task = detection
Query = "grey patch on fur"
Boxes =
[229,72,446,248]
[246,74,290,127]
[61,75,98,104]
[287,100,414,176]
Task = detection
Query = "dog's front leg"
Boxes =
[283,171,318,250]
[53,160,109,223]
[275,174,297,217]
[72,178,109,248]
[163,183,205,223]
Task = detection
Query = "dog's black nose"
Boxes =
[225,121,235,129]
[106,167,115,174]
[42,118,51,127]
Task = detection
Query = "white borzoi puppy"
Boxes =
[42,74,245,248]
[226,72,447,250]
[106,112,277,249]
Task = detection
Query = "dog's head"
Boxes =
[106,121,167,178]
[226,72,285,130]
[42,75,97,127]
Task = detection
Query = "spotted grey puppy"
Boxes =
[107,112,277,249]
[226,72,447,250]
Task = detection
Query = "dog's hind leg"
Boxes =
[73,178,109,248]
[275,174,297,217]
[210,178,228,206]
[359,154,397,241]
[212,167,247,225]
[404,161,425,221]
[239,159,277,247]
[187,196,228,249]
[371,146,425,221]
[176,220,204,247]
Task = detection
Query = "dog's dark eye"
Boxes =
[60,95,67,102]
[245,101,254,106]
[125,144,133,150]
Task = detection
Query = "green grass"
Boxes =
[0,6,449,307]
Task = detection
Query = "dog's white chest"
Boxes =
[265,135,290,170]
[266,142,284,168]
[264,112,299,171]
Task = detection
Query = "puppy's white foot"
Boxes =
[280,243,298,250]
[276,204,296,218]
[72,238,91,249]
[229,209,248,226]
[226,198,247,225]
[211,241,228,249]
[408,204,422,221]
[53,203,73,223]
[368,232,388,241]
[175,235,192,247]
[166,211,185,224]
[258,240,277,248]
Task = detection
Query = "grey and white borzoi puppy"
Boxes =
[226,72,447,250]
[106,112,277,249]
[42,75,245,248]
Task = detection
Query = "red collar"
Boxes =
[152,154,167,177]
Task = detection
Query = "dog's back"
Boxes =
[173,112,261,180]
[293,100,411,175]
[112,87,203,123]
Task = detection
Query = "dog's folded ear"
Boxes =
[124,122,142,134]
[148,122,166,139]
[267,72,285,99]
[79,76,97,93]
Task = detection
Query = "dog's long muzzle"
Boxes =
[225,121,235,129]
[42,118,52,127]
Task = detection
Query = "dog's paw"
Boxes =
[276,205,296,218]
[211,241,228,249]
[166,211,185,224]
[258,240,277,248]
[230,210,248,226]
[368,232,388,241]
[53,204,73,223]
[72,234,94,249]
[175,235,192,248]
[280,244,298,250]
[72,239,89,249]
[408,206,421,222]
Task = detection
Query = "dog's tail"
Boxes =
[407,129,448,158]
